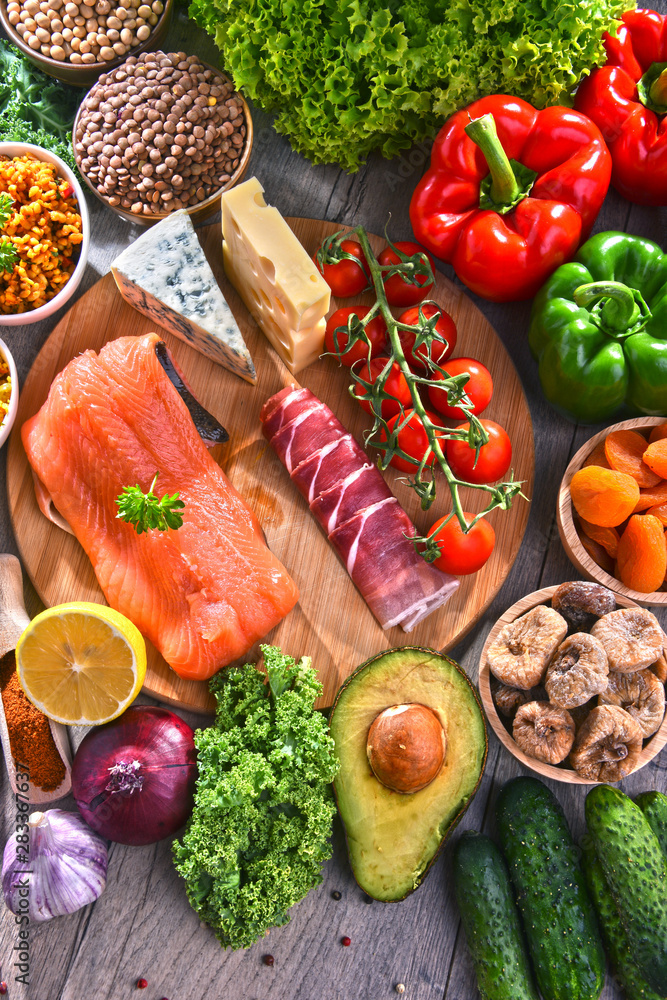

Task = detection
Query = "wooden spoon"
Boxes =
[0,553,72,803]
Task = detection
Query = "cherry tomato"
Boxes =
[325,307,388,366]
[427,513,495,575]
[352,357,412,419]
[428,358,493,419]
[378,241,435,307]
[446,420,512,485]
[314,239,369,298]
[382,408,446,473]
[397,303,457,372]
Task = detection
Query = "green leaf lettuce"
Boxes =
[188,0,632,171]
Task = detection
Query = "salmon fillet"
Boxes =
[22,333,299,680]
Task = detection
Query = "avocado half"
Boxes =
[329,646,488,902]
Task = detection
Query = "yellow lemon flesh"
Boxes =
[16,602,146,725]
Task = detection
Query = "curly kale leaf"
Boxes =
[188,0,631,172]
[173,646,339,949]
[0,39,81,170]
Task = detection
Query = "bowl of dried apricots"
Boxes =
[557,417,667,607]
[479,581,667,784]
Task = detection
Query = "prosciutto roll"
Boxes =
[260,387,458,632]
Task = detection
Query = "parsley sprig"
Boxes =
[0,192,18,275]
[116,472,185,534]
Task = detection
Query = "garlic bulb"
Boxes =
[2,809,107,922]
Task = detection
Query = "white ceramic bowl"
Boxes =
[0,142,90,327]
[0,338,19,448]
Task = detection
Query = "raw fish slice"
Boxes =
[328,498,458,631]
[22,333,298,680]
[291,436,369,504]
[310,465,393,534]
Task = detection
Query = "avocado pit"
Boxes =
[366,703,446,794]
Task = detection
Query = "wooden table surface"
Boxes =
[1,8,667,999]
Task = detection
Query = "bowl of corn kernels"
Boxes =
[0,142,90,326]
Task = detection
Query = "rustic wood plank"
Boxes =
[1,2,667,996]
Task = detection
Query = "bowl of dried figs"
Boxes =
[478,581,667,784]
[557,417,667,608]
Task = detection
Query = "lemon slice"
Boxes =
[16,602,146,725]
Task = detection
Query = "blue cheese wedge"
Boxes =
[111,210,256,384]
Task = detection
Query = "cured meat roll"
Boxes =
[260,387,458,632]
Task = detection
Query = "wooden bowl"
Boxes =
[557,417,667,608]
[72,78,253,226]
[479,585,667,784]
[0,0,173,88]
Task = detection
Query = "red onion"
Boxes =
[72,706,197,846]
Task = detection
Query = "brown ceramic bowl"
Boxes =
[479,585,667,784]
[557,417,667,608]
[72,71,253,226]
[0,0,173,87]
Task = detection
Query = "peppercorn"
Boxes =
[262,955,274,967]
[136,979,148,989]
[396,985,406,994]
[331,890,342,900]
[0,982,7,995]
[341,936,351,947]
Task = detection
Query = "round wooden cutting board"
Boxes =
[7,218,534,713]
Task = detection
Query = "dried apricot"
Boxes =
[647,502,667,527]
[582,440,611,470]
[604,429,661,488]
[632,479,667,512]
[578,518,620,559]
[570,466,640,527]
[643,438,667,479]
[649,422,667,443]
[616,514,667,593]
[580,532,615,573]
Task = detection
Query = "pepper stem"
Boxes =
[574,281,647,334]
[465,114,519,206]
[637,61,667,114]
[649,66,667,107]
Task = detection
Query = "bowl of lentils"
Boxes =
[73,50,252,224]
[0,0,173,87]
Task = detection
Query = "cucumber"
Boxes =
[452,831,540,1000]
[635,790,667,857]
[495,776,605,1000]
[580,836,664,1000]
[585,784,667,996]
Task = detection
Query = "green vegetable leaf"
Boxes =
[173,645,339,949]
[0,193,14,229]
[0,38,82,170]
[116,472,185,534]
[189,0,629,171]
[0,239,18,275]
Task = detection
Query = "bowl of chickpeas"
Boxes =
[0,0,173,87]
[0,142,90,325]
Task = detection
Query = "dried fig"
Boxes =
[487,606,568,690]
[490,677,546,719]
[551,580,616,631]
[599,669,666,738]
[590,608,666,672]
[569,704,643,781]
[651,654,667,683]
[544,633,609,709]
[512,701,575,764]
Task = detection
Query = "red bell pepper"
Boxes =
[409,94,611,303]
[574,8,667,206]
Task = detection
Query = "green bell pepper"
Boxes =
[528,232,667,424]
